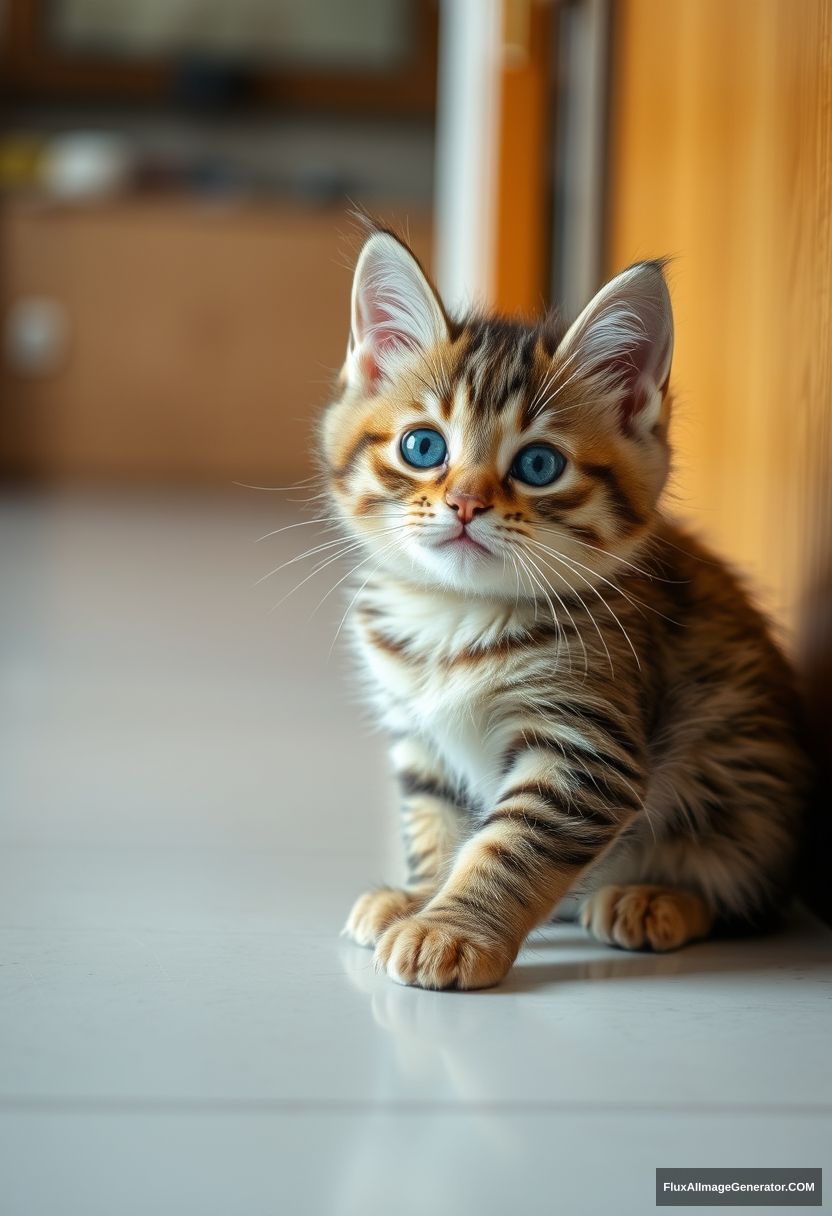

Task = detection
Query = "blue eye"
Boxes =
[401,428,447,469]
[511,444,566,487]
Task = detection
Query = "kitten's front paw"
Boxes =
[343,887,427,948]
[374,914,516,990]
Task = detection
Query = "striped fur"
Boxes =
[325,230,809,989]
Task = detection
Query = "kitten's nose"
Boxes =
[445,489,492,524]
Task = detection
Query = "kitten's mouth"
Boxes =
[436,530,492,556]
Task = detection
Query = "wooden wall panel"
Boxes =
[608,0,832,642]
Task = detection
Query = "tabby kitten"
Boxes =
[322,226,808,990]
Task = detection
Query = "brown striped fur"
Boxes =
[324,228,809,989]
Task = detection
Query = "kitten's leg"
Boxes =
[375,725,648,989]
[343,737,465,947]
[581,884,714,951]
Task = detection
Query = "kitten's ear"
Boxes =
[559,260,674,433]
[347,231,449,392]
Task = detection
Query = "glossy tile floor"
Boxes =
[1,490,830,1216]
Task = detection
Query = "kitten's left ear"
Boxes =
[347,231,449,392]
[559,260,674,433]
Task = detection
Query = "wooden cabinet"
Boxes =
[0,198,431,483]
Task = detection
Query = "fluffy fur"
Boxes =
[321,227,809,990]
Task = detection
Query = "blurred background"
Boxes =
[1,0,830,900]
[1,6,831,1209]
[0,1,830,882]
[1,0,829,622]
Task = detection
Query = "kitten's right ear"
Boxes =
[346,232,449,392]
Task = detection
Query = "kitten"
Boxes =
[322,225,809,990]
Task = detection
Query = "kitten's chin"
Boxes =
[379,537,523,599]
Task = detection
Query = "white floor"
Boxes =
[1,490,830,1216]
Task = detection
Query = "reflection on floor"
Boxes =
[1,490,830,1216]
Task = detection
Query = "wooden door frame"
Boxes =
[434,0,555,317]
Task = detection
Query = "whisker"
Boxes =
[568,550,683,627]
[264,522,410,612]
[519,542,596,678]
[535,525,685,585]
[254,521,409,586]
[516,544,579,675]
[266,541,370,610]
[313,529,411,618]
[647,532,721,566]
[532,535,679,626]
[255,516,346,542]
[328,534,411,657]
[257,502,408,544]
[527,539,641,671]
[233,475,321,492]
[534,525,650,575]
[506,548,522,612]
[511,547,540,624]
[266,519,414,616]
[522,541,615,678]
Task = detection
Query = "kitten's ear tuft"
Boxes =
[559,260,674,433]
[347,231,449,392]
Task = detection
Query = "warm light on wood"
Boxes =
[608,0,832,643]
[493,0,553,317]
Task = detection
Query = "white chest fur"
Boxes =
[352,580,534,809]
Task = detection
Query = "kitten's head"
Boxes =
[321,228,673,599]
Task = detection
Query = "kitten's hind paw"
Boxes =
[342,887,428,948]
[581,884,714,952]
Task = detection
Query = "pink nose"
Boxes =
[445,490,492,524]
